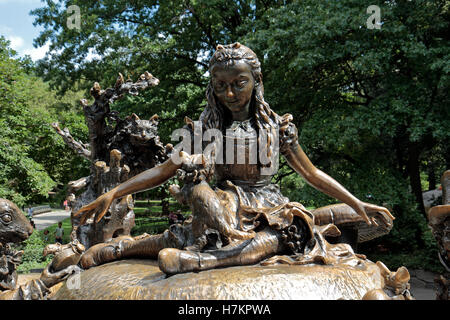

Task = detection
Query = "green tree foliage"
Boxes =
[246,0,449,212]
[244,0,449,249]
[0,37,89,206]
[0,37,55,205]
[31,0,288,142]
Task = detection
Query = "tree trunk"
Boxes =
[428,164,436,191]
[406,141,426,218]
[160,188,170,217]
[393,132,408,178]
[445,144,450,170]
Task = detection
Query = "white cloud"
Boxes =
[1,26,49,61]
[85,48,102,62]
[6,35,24,50]
[22,42,49,61]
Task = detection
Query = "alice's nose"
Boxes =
[226,86,235,98]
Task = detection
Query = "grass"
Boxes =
[131,200,191,236]
[44,217,73,244]
[132,218,170,236]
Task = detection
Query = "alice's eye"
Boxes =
[1,214,12,224]
[236,80,248,88]
[214,81,226,90]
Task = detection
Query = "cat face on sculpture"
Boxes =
[127,114,160,147]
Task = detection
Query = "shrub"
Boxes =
[14,230,53,273]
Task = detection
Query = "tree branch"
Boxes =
[51,122,91,160]
[275,168,296,184]
[185,2,216,49]
[343,61,373,101]
[116,17,154,27]
[173,53,209,69]
[82,71,160,161]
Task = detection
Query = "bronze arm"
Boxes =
[282,141,394,225]
[113,157,180,199]
[74,156,182,224]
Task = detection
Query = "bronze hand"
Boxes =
[358,201,395,227]
[283,141,395,225]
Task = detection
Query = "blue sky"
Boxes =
[0,0,48,60]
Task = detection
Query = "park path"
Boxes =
[32,209,72,230]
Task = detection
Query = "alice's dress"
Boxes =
[180,115,316,253]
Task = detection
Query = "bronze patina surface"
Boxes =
[0,198,86,300]
[52,72,167,250]
[427,170,450,299]
[52,258,388,300]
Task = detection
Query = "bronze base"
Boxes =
[51,258,391,300]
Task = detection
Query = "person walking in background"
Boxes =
[55,222,64,244]
[63,199,69,211]
[27,206,33,220]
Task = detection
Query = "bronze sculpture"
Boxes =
[0,198,83,300]
[52,72,169,249]
[74,43,395,277]
[0,198,33,293]
[427,170,450,299]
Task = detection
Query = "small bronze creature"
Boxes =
[0,198,83,300]
[427,170,450,300]
[0,198,33,245]
[0,199,33,293]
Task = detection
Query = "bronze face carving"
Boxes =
[210,59,255,121]
[0,199,33,244]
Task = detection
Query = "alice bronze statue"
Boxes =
[75,43,394,275]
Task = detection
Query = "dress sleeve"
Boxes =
[279,113,299,156]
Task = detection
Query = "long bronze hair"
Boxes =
[200,43,280,166]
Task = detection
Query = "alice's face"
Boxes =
[211,60,255,115]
